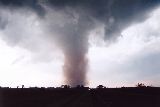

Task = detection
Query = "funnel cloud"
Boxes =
[0,0,159,86]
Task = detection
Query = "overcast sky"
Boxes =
[0,0,160,87]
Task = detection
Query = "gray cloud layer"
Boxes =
[0,0,159,40]
[0,0,159,86]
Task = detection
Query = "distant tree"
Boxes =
[96,85,106,89]
[61,85,70,88]
[136,83,146,87]
[147,84,153,87]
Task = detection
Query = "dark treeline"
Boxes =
[0,85,160,107]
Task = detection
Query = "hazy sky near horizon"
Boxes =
[0,0,160,87]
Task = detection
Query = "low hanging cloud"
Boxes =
[0,0,159,86]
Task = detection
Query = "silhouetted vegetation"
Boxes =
[96,85,106,89]
[136,83,153,88]
[0,85,160,107]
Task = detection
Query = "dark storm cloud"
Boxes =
[46,0,160,41]
[0,0,45,16]
[0,0,159,86]
[0,0,159,40]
